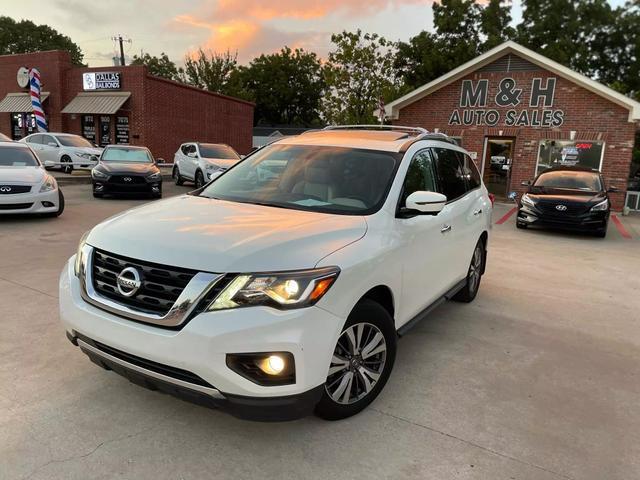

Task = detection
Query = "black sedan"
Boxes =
[516,167,615,237]
[91,146,162,198]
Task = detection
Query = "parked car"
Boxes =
[91,145,162,198]
[0,142,64,216]
[0,132,12,142]
[173,142,241,188]
[516,167,614,237]
[60,126,491,421]
[20,133,102,173]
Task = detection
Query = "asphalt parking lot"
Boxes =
[1,183,640,480]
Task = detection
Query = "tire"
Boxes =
[173,166,184,186]
[453,238,485,303]
[594,227,607,238]
[516,222,527,229]
[61,155,73,174]
[194,170,205,189]
[315,299,397,421]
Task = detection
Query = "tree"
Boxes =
[130,52,181,80]
[242,47,324,126]
[182,49,248,98]
[0,16,84,65]
[480,0,515,50]
[323,30,400,125]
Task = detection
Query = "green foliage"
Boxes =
[242,47,324,126]
[0,16,84,65]
[322,30,400,125]
[182,49,249,99]
[130,52,181,80]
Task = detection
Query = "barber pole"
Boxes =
[378,97,386,125]
[28,68,48,132]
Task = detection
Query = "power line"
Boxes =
[111,34,132,66]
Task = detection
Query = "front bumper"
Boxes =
[517,205,609,232]
[59,258,342,420]
[93,177,161,196]
[0,187,60,214]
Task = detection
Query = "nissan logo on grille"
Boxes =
[555,204,568,211]
[116,267,142,297]
[0,186,12,192]
[123,177,132,182]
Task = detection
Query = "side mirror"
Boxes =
[508,191,518,200]
[156,157,164,164]
[521,180,531,187]
[47,142,58,148]
[405,191,447,215]
[607,186,619,193]
[187,151,197,158]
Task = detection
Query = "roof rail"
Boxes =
[323,125,428,135]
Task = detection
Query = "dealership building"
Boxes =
[386,41,640,210]
[0,51,254,160]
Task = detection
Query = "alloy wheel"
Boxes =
[325,322,387,405]
[468,245,482,294]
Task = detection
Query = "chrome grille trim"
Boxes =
[79,245,224,327]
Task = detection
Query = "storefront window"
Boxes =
[99,115,111,146]
[536,140,604,176]
[82,115,96,144]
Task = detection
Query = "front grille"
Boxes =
[0,185,31,194]
[537,202,588,216]
[0,202,33,210]
[92,249,198,315]
[110,175,146,184]
[76,333,214,388]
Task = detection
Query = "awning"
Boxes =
[61,92,130,114]
[0,92,50,112]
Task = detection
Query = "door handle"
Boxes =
[440,224,452,234]
[473,209,483,216]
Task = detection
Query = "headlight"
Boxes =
[590,199,608,212]
[73,231,90,277]
[39,174,57,193]
[206,164,222,171]
[75,152,92,159]
[92,168,108,180]
[208,267,340,311]
[521,193,535,208]
[146,172,162,181]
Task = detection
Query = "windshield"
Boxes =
[0,146,40,167]
[534,170,602,192]
[101,147,153,163]
[56,135,93,148]
[199,144,400,215]
[199,144,239,160]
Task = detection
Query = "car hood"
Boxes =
[0,166,45,184]
[529,191,606,204]
[202,157,239,169]
[87,195,367,272]
[96,162,158,174]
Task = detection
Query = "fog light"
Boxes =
[94,184,104,191]
[41,201,54,207]
[226,352,295,386]
[151,185,160,192]
[259,355,285,375]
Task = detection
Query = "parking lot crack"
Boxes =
[0,275,57,300]
[369,407,575,480]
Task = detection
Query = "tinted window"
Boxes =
[459,153,481,190]
[432,148,467,200]
[27,134,43,144]
[56,135,92,148]
[533,170,602,192]
[200,144,399,215]
[181,144,192,155]
[401,150,437,205]
[0,146,40,166]
[199,144,239,160]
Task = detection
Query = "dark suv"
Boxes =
[516,167,615,238]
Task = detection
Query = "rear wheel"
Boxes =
[315,299,396,420]
[61,155,73,174]
[453,239,485,303]
[173,166,184,186]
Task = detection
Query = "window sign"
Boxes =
[83,72,121,90]
[99,116,111,146]
[82,115,96,143]
[115,116,129,144]
[536,140,604,176]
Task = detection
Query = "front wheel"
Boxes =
[453,239,485,303]
[194,170,205,189]
[61,155,73,174]
[315,299,396,420]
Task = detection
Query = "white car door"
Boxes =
[38,134,60,164]
[181,144,197,180]
[396,149,457,320]
[25,134,45,159]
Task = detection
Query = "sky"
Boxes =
[3,0,629,66]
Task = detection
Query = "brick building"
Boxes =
[385,41,640,210]
[0,51,254,160]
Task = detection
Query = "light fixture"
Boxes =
[259,355,285,375]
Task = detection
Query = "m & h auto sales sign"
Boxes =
[448,77,564,128]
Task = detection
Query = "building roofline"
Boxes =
[384,41,640,123]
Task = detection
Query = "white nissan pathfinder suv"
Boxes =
[60,126,492,421]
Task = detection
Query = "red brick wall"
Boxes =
[394,59,637,210]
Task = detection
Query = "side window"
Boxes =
[42,135,56,146]
[180,144,189,155]
[401,150,437,205]
[27,134,42,144]
[459,152,481,190]
[432,148,467,201]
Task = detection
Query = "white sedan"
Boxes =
[0,141,64,216]
[20,133,102,174]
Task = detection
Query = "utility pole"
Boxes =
[111,35,131,66]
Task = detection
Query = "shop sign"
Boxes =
[82,115,96,143]
[115,116,129,144]
[83,72,121,90]
[448,77,564,128]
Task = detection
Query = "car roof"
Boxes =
[0,141,30,148]
[275,127,458,153]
